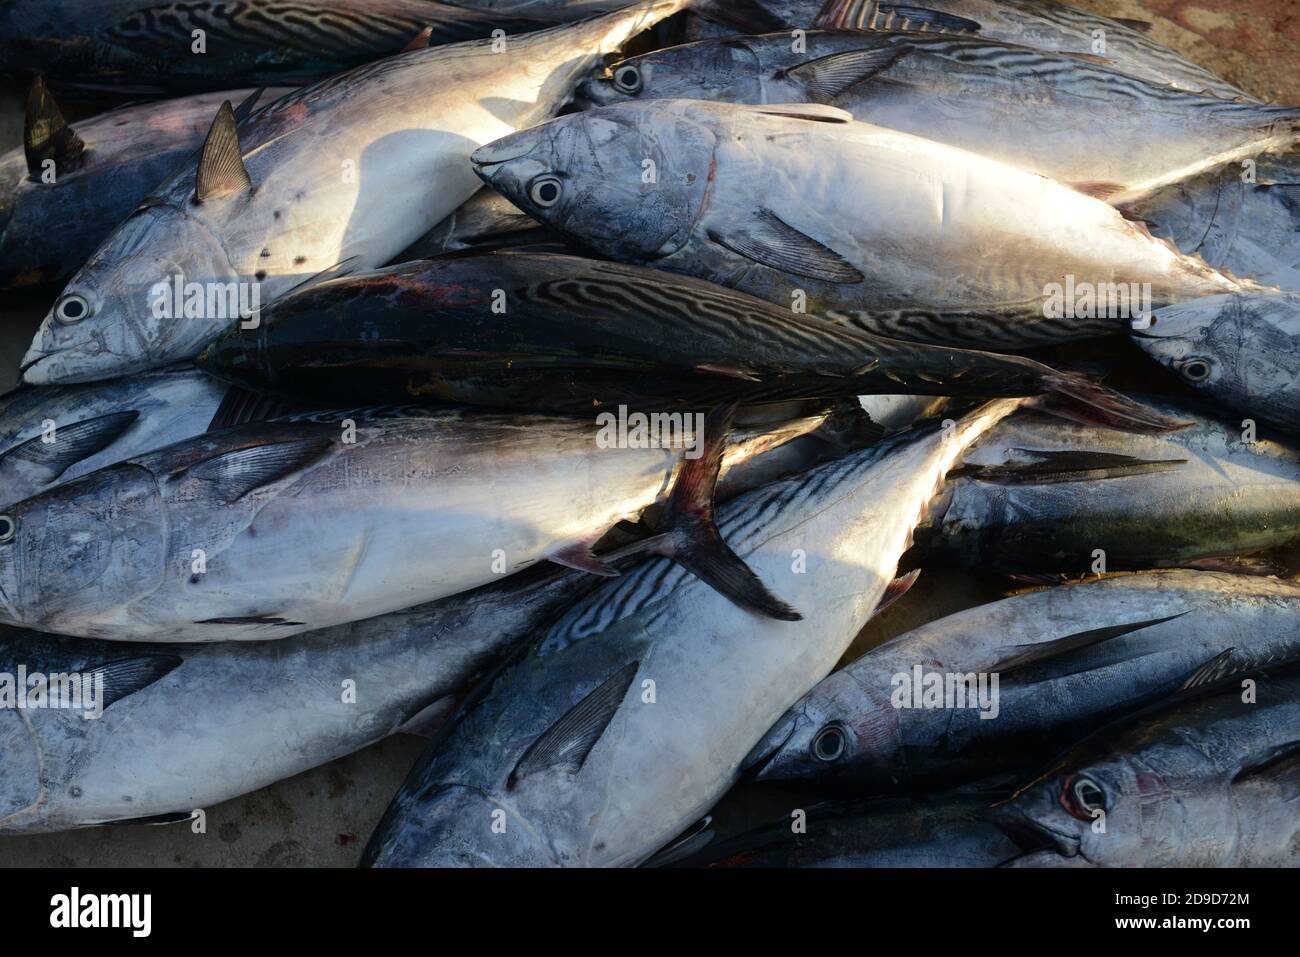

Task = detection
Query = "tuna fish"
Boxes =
[471,99,1251,351]
[19,2,684,385]
[361,399,1023,867]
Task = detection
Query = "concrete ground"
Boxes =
[0,0,1296,867]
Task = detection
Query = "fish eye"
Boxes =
[613,64,642,94]
[529,175,563,208]
[810,723,847,762]
[0,515,14,544]
[54,294,90,324]
[1061,774,1107,822]
[1181,358,1212,382]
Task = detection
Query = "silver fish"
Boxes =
[1133,292,1300,434]
[391,189,562,261]
[750,570,1300,792]
[915,394,1300,573]
[0,366,303,508]
[471,99,1250,350]
[578,31,1299,206]
[694,0,1254,101]
[0,564,593,833]
[20,1,684,385]
[1123,154,1300,291]
[362,399,1023,867]
[0,407,823,642]
[0,83,293,291]
[995,664,1300,866]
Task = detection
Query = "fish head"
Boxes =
[577,40,765,107]
[0,703,41,829]
[0,464,166,630]
[745,672,900,787]
[470,103,716,263]
[363,783,558,868]
[994,755,1149,866]
[22,202,240,385]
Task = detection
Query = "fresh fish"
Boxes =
[195,250,1190,431]
[0,564,591,834]
[392,190,561,261]
[667,793,1028,867]
[0,366,307,508]
[578,31,1299,205]
[0,82,294,291]
[687,0,1253,101]
[20,2,684,385]
[913,394,1300,574]
[361,399,1023,867]
[1132,292,1300,434]
[471,99,1250,351]
[995,664,1300,866]
[0,0,562,94]
[749,570,1300,793]
[1123,155,1300,291]
[0,405,826,642]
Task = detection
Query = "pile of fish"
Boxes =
[0,0,1296,869]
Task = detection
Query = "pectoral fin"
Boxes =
[708,208,863,284]
[187,437,332,501]
[0,411,138,484]
[508,661,639,789]
[1233,742,1300,797]
[87,655,184,711]
[992,612,1189,675]
[952,449,1188,485]
[784,46,910,101]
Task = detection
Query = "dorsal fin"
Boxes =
[195,101,252,202]
[24,75,84,180]
[231,87,268,123]
[403,26,433,52]
[508,661,639,789]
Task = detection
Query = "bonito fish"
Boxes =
[19,1,684,385]
[995,664,1300,867]
[361,399,1022,867]
[0,366,305,508]
[912,394,1300,574]
[687,0,1254,101]
[749,571,1300,793]
[195,250,1188,432]
[1133,292,1300,435]
[578,31,1300,205]
[0,406,823,641]
[472,99,1250,350]
[0,0,561,94]
[1,83,292,291]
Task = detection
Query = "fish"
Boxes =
[912,393,1300,574]
[663,792,1030,867]
[391,189,562,261]
[471,99,1251,351]
[687,0,1254,101]
[577,31,1300,206]
[1132,292,1300,435]
[361,399,1023,867]
[0,0,563,95]
[1122,154,1300,291]
[19,1,685,385]
[0,404,829,642]
[0,82,295,291]
[0,366,310,508]
[748,570,1300,793]
[0,565,592,834]
[994,664,1300,866]
[195,249,1191,432]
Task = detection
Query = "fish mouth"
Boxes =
[992,808,1081,859]
[739,711,800,780]
[18,351,52,385]
[470,139,535,172]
